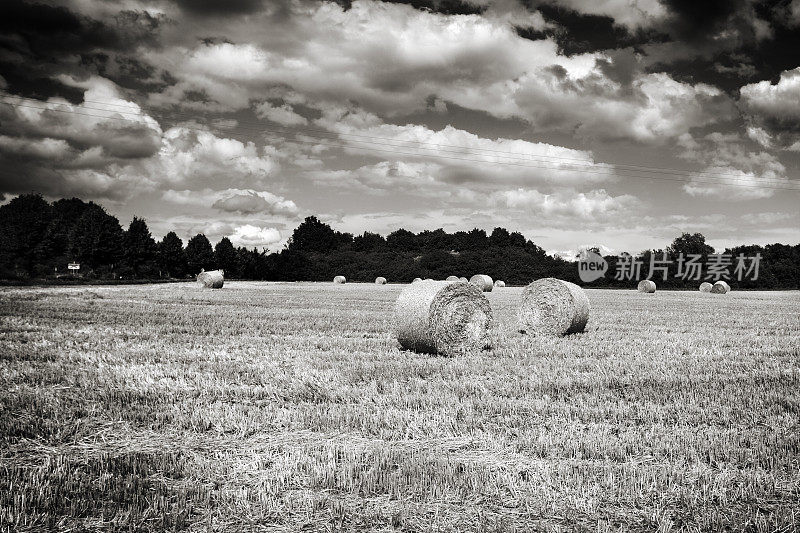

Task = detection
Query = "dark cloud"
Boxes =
[660,0,745,42]
[0,1,164,99]
[175,0,264,16]
[646,3,800,94]
[334,0,485,15]
[518,3,667,56]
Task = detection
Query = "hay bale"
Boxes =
[393,280,492,356]
[699,282,713,292]
[518,278,589,336]
[711,280,730,294]
[197,269,224,289]
[446,275,460,282]
[637,279,656,293]
[333,275,346,284]
[469,274,494,292]
[412,277,422,283]
[494,280,505,288]
[375,276,387,285]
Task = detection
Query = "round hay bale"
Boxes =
[197,269,224,289]
[446,275,460,282]
[333,275,346,284]
[711,280,730,294]
[412,277,422,283]
[518,278,589,336]
[393,280,492,356]
[469,274,494,292]
[375,276,387,285]
[699,282,713,292]
[494,280,505,288]
[637,279,656,293]
[459,277,468,282]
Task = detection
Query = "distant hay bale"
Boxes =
[446,275,460,281]
[393,280,492,357]
[459,277,468,282]
[711,280,730,294]
[375,276,387,285]
[197,269,224,289]
[637,279,656,293]
[333,275,346,284]
[518,278,589,336]
[412,277,422,283]
[469,274,494,292]
[699,282,713,292]
[494,280,505,288]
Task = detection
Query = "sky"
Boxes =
[1,0,799,256]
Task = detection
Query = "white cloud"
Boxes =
[144,1,730,144]
[682,166,780,201]
[547,0,668,30]
[740,67,800,120]
[1,76,162,159]
[311,112,615,190]
[492,188,640,221]
[162,188,298,216]
[228,224,282,249]
[740,212,796,225]
[137,126,279,190]
[0,76,163,198]
[745,126,772,148]
[254,101,308,126]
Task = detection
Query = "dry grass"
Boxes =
[1,283,799,532]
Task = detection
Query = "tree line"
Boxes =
[1,194,798,289]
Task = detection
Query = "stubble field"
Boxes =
[1,282,799,532]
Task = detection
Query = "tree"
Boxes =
[288,216,340,253]
[185,234,215,274]
[0,194,52,276]
[463,228,488,250]
[387,228,419,251]
[667,233,715,257]
[122,217,157,277]
[489,227,511,247]
[215,237,238,277]
[352,231,385,252]
[157,232,187,278]
[67,203,124,274]
[34,198,91,274]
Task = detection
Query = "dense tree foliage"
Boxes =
[185,234,215,274]
[122,217,158,278]
[0,195,798,288]
[157,232,187,278]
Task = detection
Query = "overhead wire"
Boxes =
[1,95,798,191]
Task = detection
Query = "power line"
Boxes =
[2,97,798,191]
[19,93,791,184]
[2,94,789,188]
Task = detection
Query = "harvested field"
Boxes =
[1,283,799,532]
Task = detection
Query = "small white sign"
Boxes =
[67,263,80,270]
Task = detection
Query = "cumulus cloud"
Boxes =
[740,67,800,120]
[143,1,731,144]
[545,0,668,30]
[163,188,298,216]
[492,188,640,221]
[0,76,162,198]
[228,224,282,248]
[311,109,616,191]
[739,67,800,149]
[254,101,308,126]
[676,132,790,200]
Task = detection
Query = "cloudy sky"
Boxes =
[1,0,799,254]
